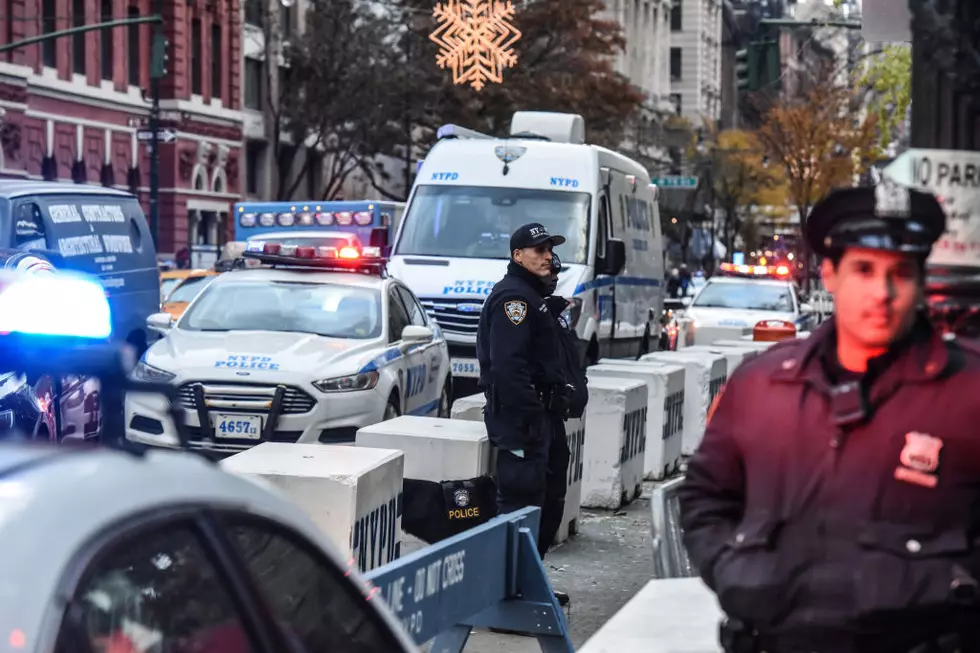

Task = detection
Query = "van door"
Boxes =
[594,191,615,360]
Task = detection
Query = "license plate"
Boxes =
[451,358,481,378]
[214,414,263,439]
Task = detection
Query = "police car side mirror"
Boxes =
[800,302,815,313]
[401,325,434,348]
[600,238,626,276]
[146,312,174,334]
[680,297,691,307]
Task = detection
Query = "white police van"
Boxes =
[125,242,452,455]
[388,111,666,382]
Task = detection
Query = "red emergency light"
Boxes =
[719,262,792,279]
[244,240,386,274]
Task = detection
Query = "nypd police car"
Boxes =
[126,242,452,455]
[682,263,816,335]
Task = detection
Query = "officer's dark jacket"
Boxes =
[545,295,588,419]
[678,318,980,650]
[477,262,563,448]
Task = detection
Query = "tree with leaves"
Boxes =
[704,129,787,257]
[364,0,646,201]
[756,65,879,290]
[855,44,912,150]
[248,0,402,201]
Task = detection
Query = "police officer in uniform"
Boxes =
[678,181,980,653]
[477,223,568,559]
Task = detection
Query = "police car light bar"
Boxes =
[719,262,791,279]
[243,242,386,272]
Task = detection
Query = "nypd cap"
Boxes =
[805,182,946,258]
[510,223,566,252]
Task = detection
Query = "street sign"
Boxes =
[128,111,188,128]
[653,176,699,189]
[136,128,177,144]
[883,148,980,268]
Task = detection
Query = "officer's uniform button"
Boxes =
[906,539,922,553]
[735,533,745,544]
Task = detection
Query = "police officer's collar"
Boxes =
[772,316,948,386]
[507,261,549,295]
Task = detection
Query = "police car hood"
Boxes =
[685,306,796,328]
[145,328,381,379]
[387,256,585,299]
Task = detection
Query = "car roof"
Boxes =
[0,181,133,200]
[0,445,396,650]
[213,266,389,290]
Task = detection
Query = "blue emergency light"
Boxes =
[0,271,112,339]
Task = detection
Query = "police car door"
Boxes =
[396,285,443,415]
[387,286,430,416]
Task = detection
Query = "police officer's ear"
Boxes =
[820,258,839,293]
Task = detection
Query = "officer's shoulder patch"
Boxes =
[504,300,528,325]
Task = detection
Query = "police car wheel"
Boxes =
[437,382,451,418]
[383,395,400,421]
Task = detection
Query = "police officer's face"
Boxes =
[514,243,554,278]
[821,248,922,349]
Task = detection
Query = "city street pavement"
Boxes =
[433,482,657,652]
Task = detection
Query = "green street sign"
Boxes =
[653,176,699,188]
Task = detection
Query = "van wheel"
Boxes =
[383,393,401,421]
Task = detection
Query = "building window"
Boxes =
[245,0,262,26]
[670,48,682,80]
[211,23,222,100]
[72,0,86,75]
[42,0,56,67]
[127,6,140,86]
[100,0,113,80]
[244,57,263,110]
[670,2,682,31]
[670,93,682,115]
[246,141,265,195]
[191,18,202,95]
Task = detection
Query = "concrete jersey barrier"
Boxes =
[590,360,685,480]
[581,376,647,509]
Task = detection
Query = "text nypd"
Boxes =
[215,355,280,370]
[352,493,403,571]
[380,550,466,637]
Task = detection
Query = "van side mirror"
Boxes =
[599,238,626,276]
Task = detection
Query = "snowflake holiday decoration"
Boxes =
[430,0,522,91]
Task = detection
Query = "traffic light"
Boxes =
[735,49,751,91]
[150,33,169,79]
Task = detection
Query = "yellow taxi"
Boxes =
[161,269,220,320]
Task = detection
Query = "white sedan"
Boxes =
[683,275,816,335]
[126,263,452,455]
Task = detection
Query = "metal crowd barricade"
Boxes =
[364,506,574,653]
[650,476,698,579]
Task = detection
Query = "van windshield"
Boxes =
[395,185,591,264]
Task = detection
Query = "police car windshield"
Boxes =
[396,185,591,263]
[692,281,795,312]
[180,279,382,339]
[166,275,216,303]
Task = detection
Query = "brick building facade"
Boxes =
[0,0,243,257]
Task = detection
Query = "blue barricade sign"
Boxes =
[365,506,573,652]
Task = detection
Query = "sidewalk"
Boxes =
[451,483,656,651]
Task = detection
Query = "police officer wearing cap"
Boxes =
[678,181,980,653]
[477,222,569,558]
